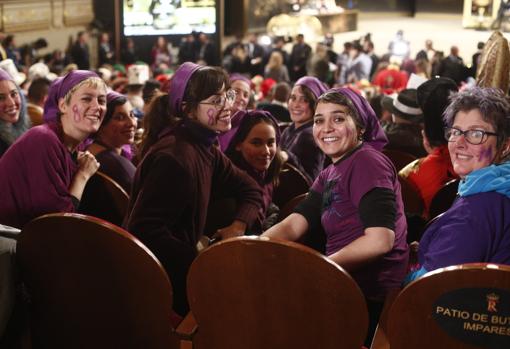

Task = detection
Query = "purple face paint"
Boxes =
[72,104,81,123]
[478,146,494,162]
[207,108,217,126]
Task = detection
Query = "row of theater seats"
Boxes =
[15,213,510,348]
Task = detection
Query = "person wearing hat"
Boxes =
[264,87,408,346]
[382,88,427,158]
[125,62,262,317]
[0,70,107,228]
[217,73,252,151]
[0,68,30,157]
[280,76,327,183]
[400,78,459,219]
[86,91,137,193]
[225,110,284,234]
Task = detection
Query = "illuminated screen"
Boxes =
[123,0,217,36]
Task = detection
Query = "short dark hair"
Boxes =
[317,91,364,130]
[28,78,51,103]
[444,87,510,148]
[272,82,290,103]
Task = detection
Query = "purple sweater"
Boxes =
[0,123,78,228]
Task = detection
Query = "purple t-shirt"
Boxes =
[310,144,408,300]
[0,123,78,228]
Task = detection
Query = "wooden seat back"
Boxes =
[187,236,368,349]
[382,149,417,172]
[17,213,180,349]
[273,163,311,208]
[387,263,510,349]
[429,179,459,220]
[79,171,129,226]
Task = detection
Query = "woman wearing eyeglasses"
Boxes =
[405,87,510,284]
[124,62,262,317]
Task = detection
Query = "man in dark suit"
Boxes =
[289,34,311,82]
[70,31,90,70]
[245,33,265,77]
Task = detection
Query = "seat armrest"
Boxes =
[175,312,198,340]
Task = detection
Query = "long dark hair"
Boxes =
[140,66,229,157]
[225,111,283,186]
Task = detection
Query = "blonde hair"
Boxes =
[62,77,107,105]
[267,51,283,70]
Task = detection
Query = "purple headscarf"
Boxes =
[106,90,125,105]
[230,73,252,88]
[295,76,328,99]
[168,62,201,117]
[0,68,14,82]
[327,87,388,151]
[43,70,99,123]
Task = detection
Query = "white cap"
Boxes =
[128,64,149,85]
[0,59,26,85]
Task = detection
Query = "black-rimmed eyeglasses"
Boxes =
[444,127,498,145]
[198,89,237,109]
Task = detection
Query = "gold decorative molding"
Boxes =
[63,0,93,26]
[3,1,52,32]
[52,0,64,28]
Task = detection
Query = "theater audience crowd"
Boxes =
[0,27,509,347]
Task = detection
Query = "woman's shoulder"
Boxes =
[12,124,62,151]
[353,144,394,168]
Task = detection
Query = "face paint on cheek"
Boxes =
[72,105,81,123]
[478,146,494,162]
[207,108,217,126]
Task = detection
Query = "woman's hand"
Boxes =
[212,220,247,241]
[76,151,100,180]
[68,151,100,201]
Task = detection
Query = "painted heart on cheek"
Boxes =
[207,108,217,126]
[72,104,81,123]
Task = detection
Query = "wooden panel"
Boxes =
[63,0,93,26]
[3,1,52,32]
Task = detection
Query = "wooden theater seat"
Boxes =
[187,236,368,349]
[382,149,417,172]
[278,193,307,221]
[17,213,192,349]
[428,179,459,220]
[79,171,129,226]
[380,263,510,349]
[273,162,312,208]
[398,176,424,217]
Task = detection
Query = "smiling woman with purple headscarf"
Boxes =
[264,87,408,345]
[0,70,107,228]
[0,68,30,157]
[125,62,262,317]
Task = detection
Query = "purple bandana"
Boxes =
[43,70,99,123]
[295,76,328,99]
[329,87,388,151]
[168,62,201,117]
